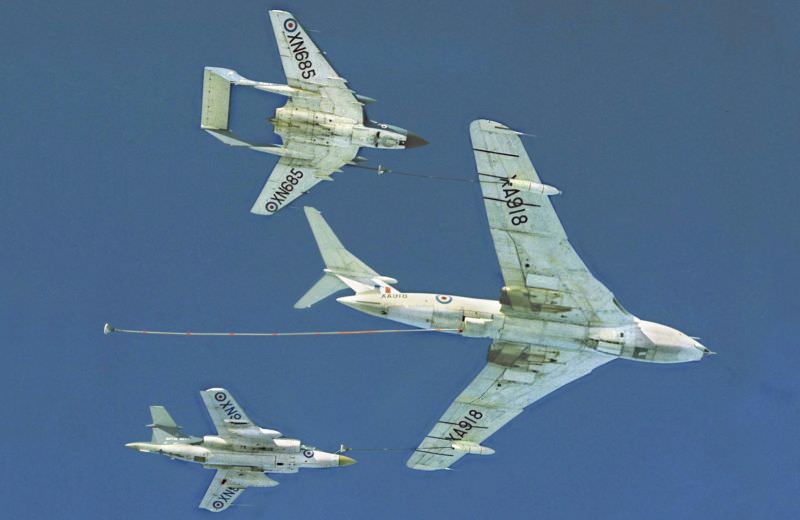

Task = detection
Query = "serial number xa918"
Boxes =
[445,409,484,441]
[501,175,529,226]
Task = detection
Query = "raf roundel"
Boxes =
[283,18,298,33]
[212,500,224,510]
[303,450,314,458]
[265,201,278,213]
[214,392,227,402]
[436,295,453,304]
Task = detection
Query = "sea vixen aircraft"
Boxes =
[201,10,426,216]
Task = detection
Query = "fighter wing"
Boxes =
[407,341,613,471]
[471,119,632,326]
[250,144,357,216]
[199,470,246,512]
[268,10,362,121]
[199,388,264,438]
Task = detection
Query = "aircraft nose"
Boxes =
[404,132,428,148]
[700,346,716,357]
[694,341,716,358]
[337,455,357,467]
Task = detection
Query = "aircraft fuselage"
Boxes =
[272,105,421,150]
[125,436,349,474]
[337,292,710,364]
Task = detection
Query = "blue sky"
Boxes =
[3,1,799,518]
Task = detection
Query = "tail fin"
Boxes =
[295,207,396,308]
[148,406,186,445]
[201,68,236,131]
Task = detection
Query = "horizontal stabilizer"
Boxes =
[148,406,184,444]
[295,274,348,309]
[205,129,255,147]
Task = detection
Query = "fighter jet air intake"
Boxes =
[200,10,427,216]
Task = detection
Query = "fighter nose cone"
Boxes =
[337,455,357,467]
[404,132,428,148]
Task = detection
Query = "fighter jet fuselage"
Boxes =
[270,105,416,150]
[126,436,348,474]
[200,10,427,215]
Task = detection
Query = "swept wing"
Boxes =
[199,470,247,512]
[471,119,632,326]
[250,153,355,216]
[200,388,278,447]
[407,341,612,470]
[199,469,278,512]
[408,120,631,470]
[268,10,363,121]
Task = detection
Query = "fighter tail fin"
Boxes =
[295,207,397,308]
[201,68,234,131]
[148,406,186,445]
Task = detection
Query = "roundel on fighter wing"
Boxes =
[283,18,298,33]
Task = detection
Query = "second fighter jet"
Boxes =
[201,10,427,216]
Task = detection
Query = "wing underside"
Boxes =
[250,144,356,216]
[199,470,247,513]
[407,341,613,471]
[268,10,363,121]
[470,119,631,326]
[200,388,257,435]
